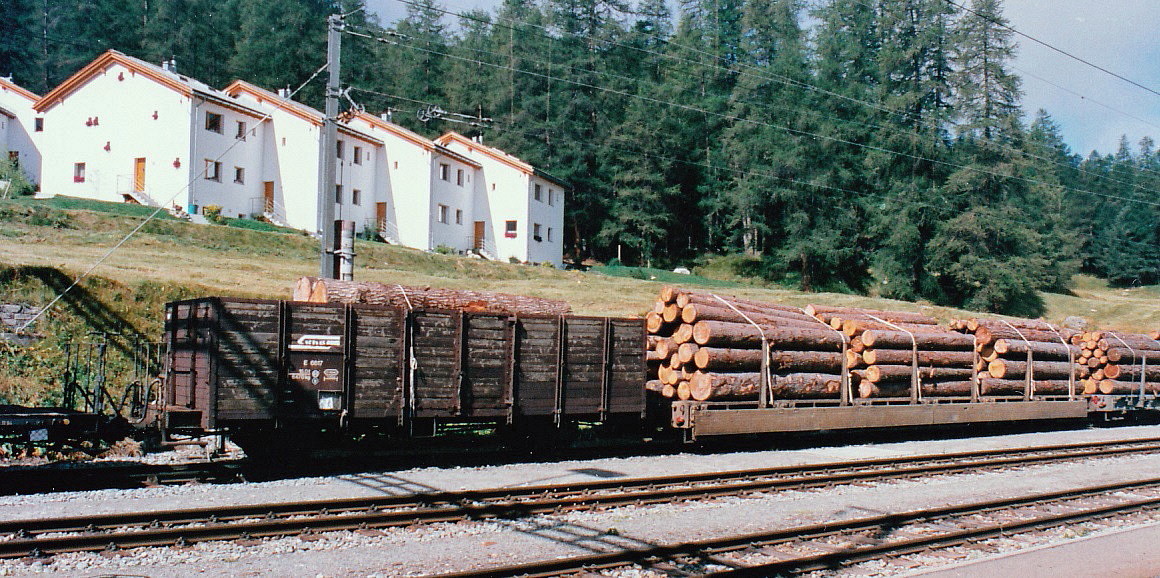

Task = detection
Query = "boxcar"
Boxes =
[162,298,646,441]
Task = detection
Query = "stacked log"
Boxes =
[955,318,1080,396]
[1073,330,1160,395]
[292,277,572,316]
[645,288,845,402]
[809,306,975,399]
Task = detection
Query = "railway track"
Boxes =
[446,476,1160,577]
[0,460,247,495]
[2,436,1159,560]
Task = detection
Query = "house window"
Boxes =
[233,167,245,184]
[504,220,517,238]
[393,161,398,169]
[548,189,555,206]
[352,189,361,206]
[335,184,343,204]
[204,160,221,182]
[236,121,247,140]
[205,111,222,134]
[491,183,496,191]
[456,169,464,186]
[547,227,553,242]
[73,162,86,183]
[34,118,43,132]
[336,140,344,159]
[437,204,449,224]
[439,163,450,181]
[455,209,463,225]
[534,184,542,202]
[353,146,362,165]
[533,223,542,242]
[8,151,18,165]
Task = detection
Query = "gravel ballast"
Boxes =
[2,424,1160,576]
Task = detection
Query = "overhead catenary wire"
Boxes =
[943,0,1160,100]
[386,0,1160,197]
[344,86,1160,254]
[348,23,1160,209]
[16,61,332,334]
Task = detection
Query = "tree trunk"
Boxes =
[692,320,846,349]
[693,347,764,371]
[861,349,975,366]
[295,277,572,315]
[768,350,844,372]
[804,305,937,325]
[681,303,823,329]
[974,325,1071,346]
[1104,364,1160,381]
[978,378,1072,396]
[857,365,975,383]
[986,359,1076,379]
[859,380,973,398]
[992,339,1078,360]
[860,329,975,350]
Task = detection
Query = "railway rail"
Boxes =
[2,436,1160,559]
[0,460,246,495]
[443,477,1160,577]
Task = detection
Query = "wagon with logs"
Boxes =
[161,280,1160,451]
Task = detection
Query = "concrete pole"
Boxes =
[319,14,342,278]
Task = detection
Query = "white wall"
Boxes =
[0,82,41,186]
[429,153,477,252]
[187,98,266,219]
[37,62,193,206]
[351,115,435,250]
[332,135,382,236]
[525,176,565,266]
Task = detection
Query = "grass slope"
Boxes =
[0,196,1156,404]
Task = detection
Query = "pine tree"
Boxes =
[0,0,45,92]
[143,0,239,88]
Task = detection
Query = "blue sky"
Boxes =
[365,0,1160,157]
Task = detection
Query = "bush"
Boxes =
[433,245,456,255]
[0,158,34,197]
[202,204,224,224]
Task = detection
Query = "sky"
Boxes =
[365,0,1160,157]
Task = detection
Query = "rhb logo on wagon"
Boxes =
[289,334,342,352]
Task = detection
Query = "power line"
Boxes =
[382,0,1160,199]
[353,23,1160,209]
[944,0,1160,100]
[346,86,1158,253]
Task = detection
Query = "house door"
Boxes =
[263,181,275,212]
[375,202,387,230]
[133,158,146,192]
[473,221,485,251]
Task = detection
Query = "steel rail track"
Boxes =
[441,477,1160,578]
[0,460,247,495]
[2,436,1160,559]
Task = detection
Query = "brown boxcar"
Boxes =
[162,298,645,436]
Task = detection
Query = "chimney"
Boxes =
[161,59,177,73]
[277,86,291,98]
[473,134,484,145]
[380,110,393,122]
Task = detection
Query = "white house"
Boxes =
[435,132,567,266]
[347,112,482,253]
[0,77,41,187]
[224,80,384,233]
[33,50,269,220]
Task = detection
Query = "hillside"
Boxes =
[1,197,1157,405]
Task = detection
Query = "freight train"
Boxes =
[159,295,1160,453]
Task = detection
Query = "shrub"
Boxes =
[202,204,224,224]
[0,158,34,197]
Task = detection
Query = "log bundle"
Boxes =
[1071,330,1160,395]
[812,306,976,399]
[646,288,845,402]
[953,318,1081,397]
[293,277,572,316]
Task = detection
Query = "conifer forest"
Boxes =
[2,0,1157,316]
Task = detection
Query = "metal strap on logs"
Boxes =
[1044,325,1076,400]
[1107,332,1147,407]
[1000,320,1035,400]
[711,295,771,408]
[867,315,921,403]
[801,308,852,406]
